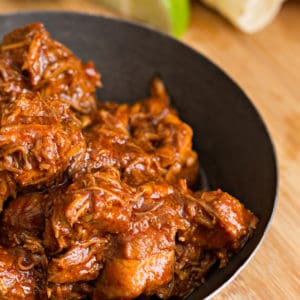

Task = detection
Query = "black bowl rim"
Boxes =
[0,11,279,299]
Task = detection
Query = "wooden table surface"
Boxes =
[1,1,299,299]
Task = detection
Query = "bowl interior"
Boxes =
[0,12,277,299]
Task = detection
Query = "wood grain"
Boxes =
[1,0,300,299]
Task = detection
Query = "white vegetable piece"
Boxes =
[202,0,286,33]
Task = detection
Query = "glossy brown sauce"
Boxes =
[0,23,257,299]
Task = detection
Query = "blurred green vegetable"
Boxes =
[97,0,190,37]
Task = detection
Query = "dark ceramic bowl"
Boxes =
[0,12,277,299]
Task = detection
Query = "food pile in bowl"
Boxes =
[0,23,257,299]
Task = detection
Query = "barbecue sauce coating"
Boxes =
[0,23,258,299]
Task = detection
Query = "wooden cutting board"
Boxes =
[1,0,299,299]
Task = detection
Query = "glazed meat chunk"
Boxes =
[0,192,48,298]
[47,240,106,284]
[44,169,133,292]
[171,188,258,297]
[0,93,85,210]
[95,250,175,299]
[95,182,185,299]
[81,103,163,185]
[0,51,29,111]
[0,22,100,113]
[81,79,199,188]
[46,168,134,248]
[0,246,47,299]
[129,79,199,187]
[0,192,45,246]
